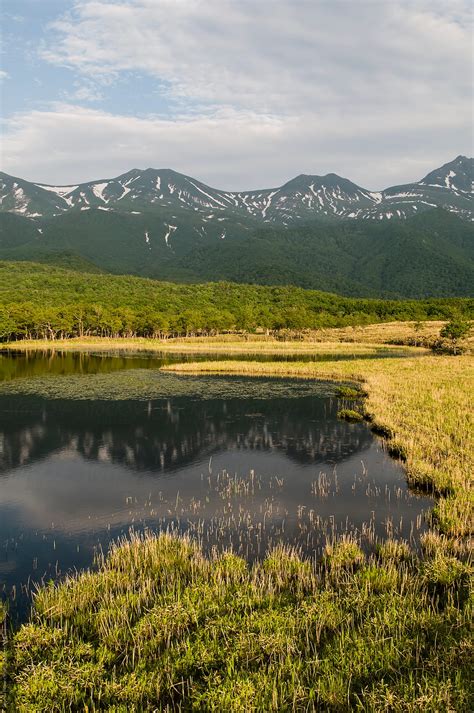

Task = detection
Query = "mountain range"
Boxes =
[0,155,472,298]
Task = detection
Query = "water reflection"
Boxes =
[0,352,432,621]
[0,393,372,474]
[0,343,418,383]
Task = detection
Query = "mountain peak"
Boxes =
[419,155,473,193]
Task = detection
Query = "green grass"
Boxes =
[337,408,364,422]
[335,385,366,399]
[5,532,472,712]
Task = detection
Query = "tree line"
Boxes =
[0,262,472,341]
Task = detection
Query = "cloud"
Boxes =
[1,103,469,190]
[64,83,104,102]
[0,70,10,81]
[1,1,472,187]
[41,0,472,115]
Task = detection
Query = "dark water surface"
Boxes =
[0,350,431,621]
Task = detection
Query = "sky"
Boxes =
[0,0,472,190]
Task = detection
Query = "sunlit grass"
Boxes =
[5,531,472,711]
[3,335,433,355]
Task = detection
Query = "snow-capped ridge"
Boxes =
[0,156,472,224]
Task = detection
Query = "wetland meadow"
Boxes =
[0,333,472,711]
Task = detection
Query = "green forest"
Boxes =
[1,261,472,340]
[1,207,473,298]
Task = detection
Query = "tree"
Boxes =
[440,318,471,354]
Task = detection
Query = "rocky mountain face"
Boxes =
[1,156,472,230]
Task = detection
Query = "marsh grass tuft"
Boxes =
[376,539,412,563]
[337,408,364,422]
[387,441,408,462]
[335,385,366,399]
[322,536,365,570]
[369,421,394,439]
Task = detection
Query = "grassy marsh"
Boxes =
[4,531,472,711]
[1,334,473,711]
[3,335,430,358]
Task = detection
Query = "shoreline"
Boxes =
[161,354,473,538]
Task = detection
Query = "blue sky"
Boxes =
[1,0,472,189]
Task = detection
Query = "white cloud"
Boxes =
[0,70,10,81]
[41,0,472,115]
[64,83,104,102]
[1,103,469,190]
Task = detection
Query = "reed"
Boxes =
[3,335,429,357]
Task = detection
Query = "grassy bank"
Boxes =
[5,532,473,711]
[162,355,474,537]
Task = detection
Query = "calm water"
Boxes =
[0,351,431,620]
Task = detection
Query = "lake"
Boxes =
[0,350,431,620]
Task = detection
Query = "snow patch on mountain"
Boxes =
[185,178,227,208]
[369,191,382,203]
[445,171,456,189]
[261,190,278,218]
[92,183,109,202]
[36,184,78,196]
[163,224,177,246]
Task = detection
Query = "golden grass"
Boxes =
[162,354,474,536]
[314,320,444,343]
[3,335,430,356]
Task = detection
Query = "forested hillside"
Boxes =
[1,261,472,340]
[1,207,472,298]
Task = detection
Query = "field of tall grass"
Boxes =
[4,336,430,356]
[5,532,473,711]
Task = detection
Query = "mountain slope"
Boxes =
[0,156,472,298]
[1,207,472,298]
